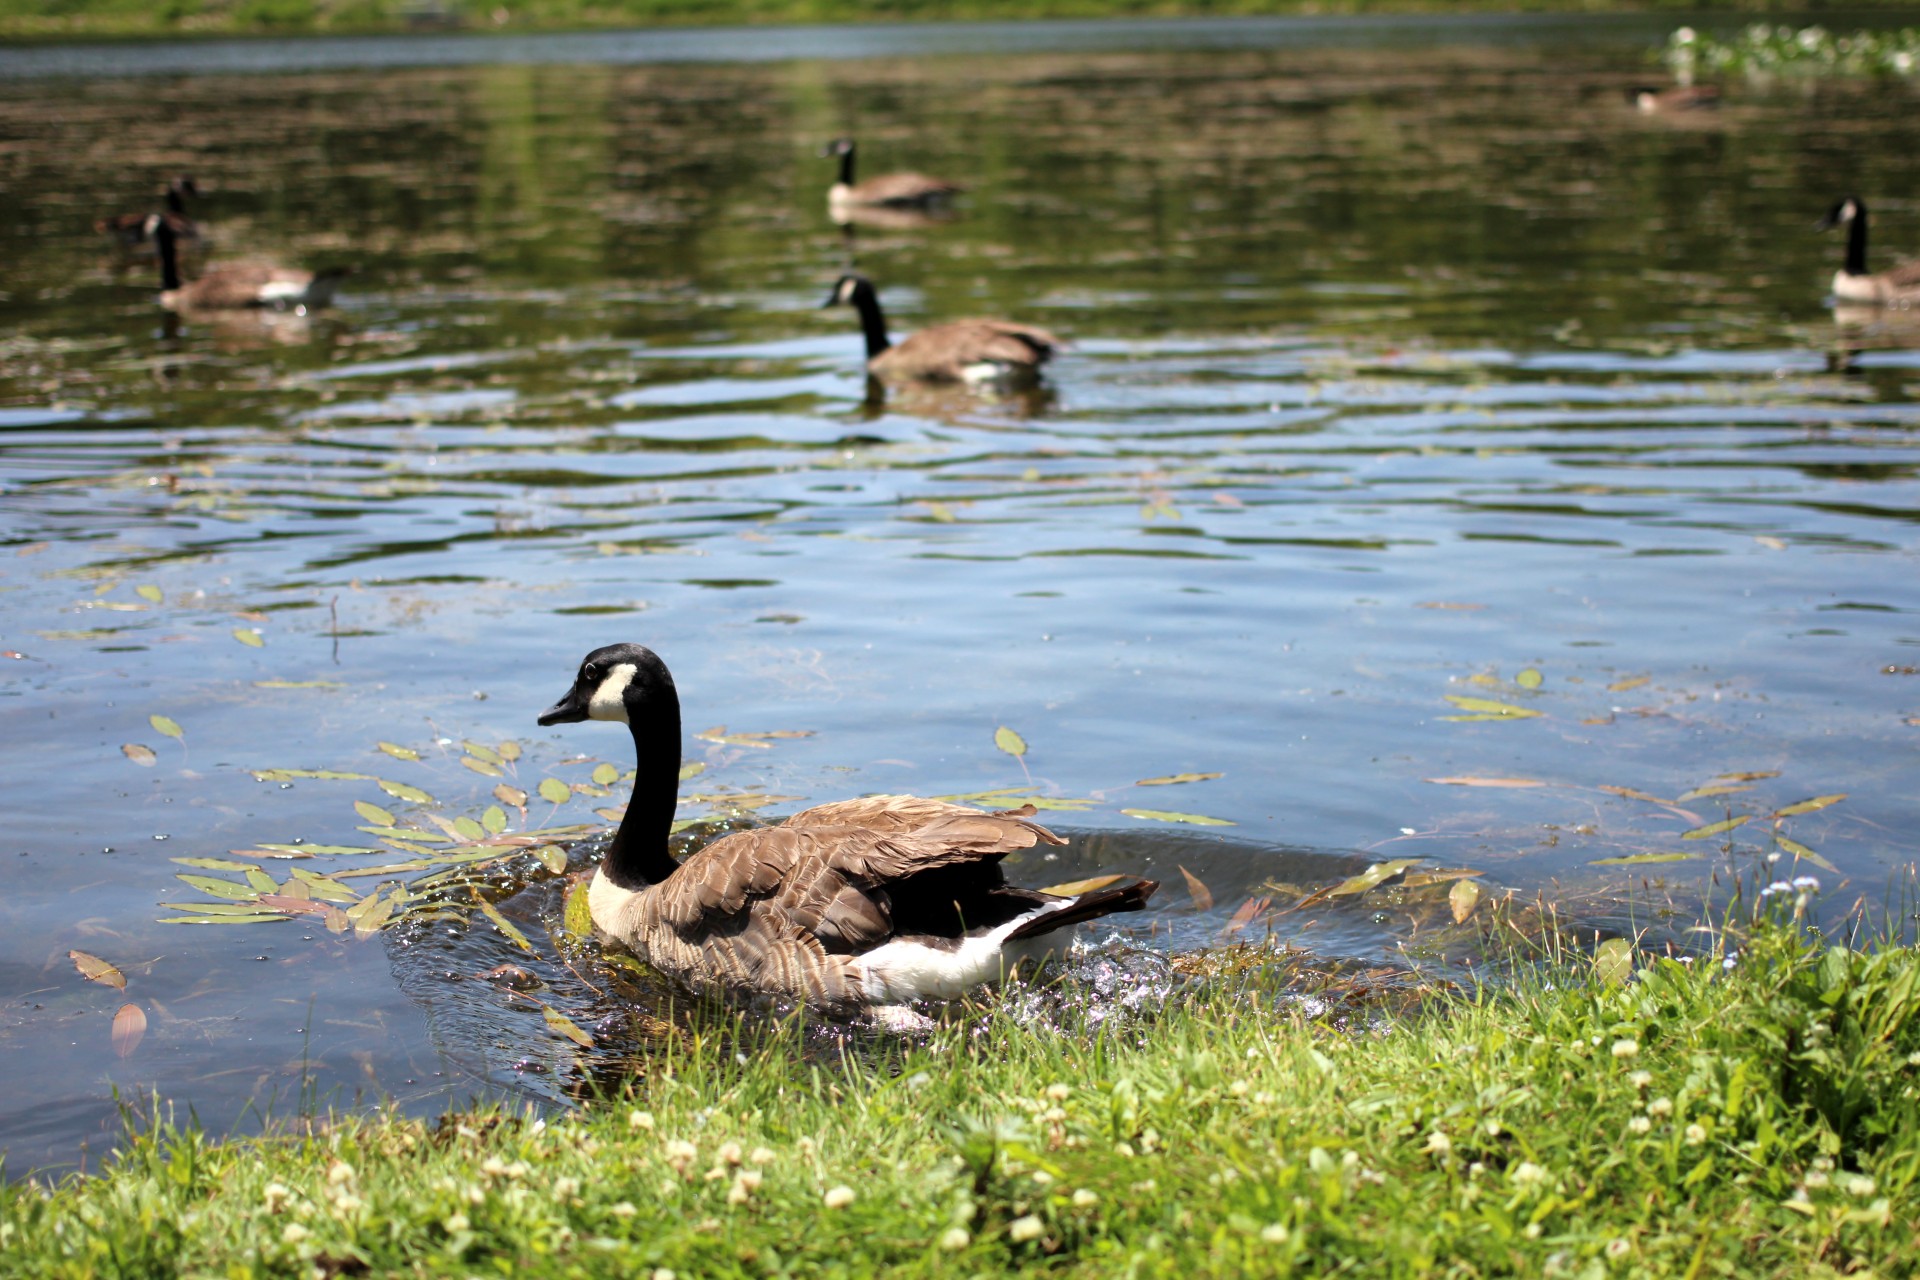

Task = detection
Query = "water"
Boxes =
[4,15,1920,1176]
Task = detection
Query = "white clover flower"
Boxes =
[554,1176,581,1200]
[824,1185,856,1210]
[651,1270,675,1280]
[503,1161,529,1180]
[480,1156,508,1179]
[1046,1083,1071,1101]
[1114,1142,1135,1158]
[326,1161,355,1187]
[1684,1124,1707,1145]
[1031,1170,1054,1186]
[281,1223,310,1244]
[1804,1170,1830,1189]
[263,1183,292,1213]
[749,1146,775,1165]
[1628,1116,1652,1135]
[1628,1071,1652,1089]
[1042,1108,1067,1124]
[610,1201,637,1218]
[1844,1174,1877,1198]
[1261,1223,1290,1244]
[1072,1188,1099,1208]
[1524,1223,1542,1239]
[1611,1040,1639,1060]
[940,1227,971,1250]
[664,1140,698,1175]
[1229,1080,1250,1097]
[1510,1162,1547,1187]
[331,1193,363,1215]
[444,1212,469,1234]
[1648,1098,1674,1117]
[463,1184,486,1205]
[1423,1130,1452,1156]
[717,1142,743,1166]
[1008,1215,1044,1243]
[628,1110,655,1131]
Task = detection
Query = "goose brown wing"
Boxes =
[847,171,965,205]
[1883,258,1920,290]
[182,263,307,309]
[881,319,1061,380]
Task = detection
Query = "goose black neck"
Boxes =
[603,702,685,890]
[851,286,892,360]
[164,187,187,216]
[837,143,857,188]
[154,221,181,293]
[1845,202,1869,277]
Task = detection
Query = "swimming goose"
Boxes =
[823,272,1061,385]
[1820,196,1920,306]
[822,137,964,213]
[97,175,203,253]
[537,642,1157,1011]
[1628,85,1720,113]
[150,214,348,313]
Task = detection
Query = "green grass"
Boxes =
[4,910,1917,1277]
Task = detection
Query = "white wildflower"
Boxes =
[1611,1040,1639,1060]
[664,1140,697,1175]
[1627,1071,1652,1089]
[610,1201,637,1218]
[823,1185,856,1210]
[444,1212,469,1234]
[628,1110,655,1131]
[326,1161,355,1187]
[749,1147,775,1165]
[1046,1083,1071,1101]
[1423,1130,1452,1156]
[1628,1116,1652,1135]
[554,1176,581,1201]
[1804,1169,1829,1189]
[281,1223,310,1244]
[1844,1174,1877,1198]
[940,1227,971,1250]
[1261,1223,1290,1244]
[262,1183,292,1213]
[717,1141,743,1166]
[1008,1214,1044,1243]
[1684,1124,1707,1146]
[1510,1162,1547,1187]
[480,1156,508,1179]
[1648,1098,1674,1117]
[1071,1188,1098,1208]
[1606,1238,1631,1258]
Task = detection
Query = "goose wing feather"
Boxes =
[1883,258,1920,290]
[181,263,311,309]
[877,319,1062,380]
[845,171,965,205]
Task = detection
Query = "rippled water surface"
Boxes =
[5,15,1920,1174]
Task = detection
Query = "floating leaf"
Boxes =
[111,1004,146,1057]
[1037,873,1127,897]
[537,778,571,806]
[157,914,287,925]
[1590,852,1696,866]
[349,889,397,937]
[1224,895,1272,936]
[135,584,163,603]
[678,762,705,782]
[1681,816,1750,841]
[452,816,486,842]
[1120,808,1235,827]
[1716,770,1781,783]
[461,756,504,777]
[695,726,814,749]
[1677,784,1752,801]
[158,901,287,917]
[70,950,126,990]
[494,783,529,808]
[482,805,508,835]
[1775,837,1839,874]
[171,856,258,871]
[474,893,533,952]
[1416,601,1485,611]
[1771,794,1847,818]
[533,845,568,874]
[355,800,396,826]
[1598,785,1671,804]
[1607,675,1650,693]
[1176,866,1214,912]
[244,867,280,894]
[1515,668,1543,689]
[1593,938,1634,986]
[287,868,359,902]
[1449,878,1482,924]
[1441,696,1540,719]
[1402,869,1483,888]
[595,807,626,823]
[463,741,502,766]
[591,762,619,787]
[122,743,157,767]
[253,843,373,856]
[251,768,376,782]
[256,894,338,918]
[232,628,264,648]
[149,714,183,740]
[225,847,312,860]
[498,742,522,763]
[377,742,420,762]
[1135,772,1223,787]
[994,726,1028,759]
[543,1006,594,1048]
[358,826,449,844]
[1328,859,1424,898]
[563,880,594,939]
[175,873,259,900]
[377,779,434,805]
[1425,776,1543,789]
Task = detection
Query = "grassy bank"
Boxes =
[3,0,1918,43]
[3,914,1916,1277]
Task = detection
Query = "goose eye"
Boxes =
[581,666,600,684]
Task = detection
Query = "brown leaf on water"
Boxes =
[1224,895,1272,936]
[1425,776,1543,789]
[1038,873,1126,898]
[543,1006,594,1048]
[1598,785,1671,804]
[1449,878,1482,924]
[255,894,337,918]
[112,1003,146,1058]
[1606,675,1650,693]
[1771,794,1847,818]
[1715,770,1781,782]
[1176,865,1214,912]
[1676,784,1753,801]
[1401,869,1483,888]
[70,950,126,990]
[122,743,157,767]
[493,783,528,809]
[1681,816,1749,841]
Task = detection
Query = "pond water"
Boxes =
[4,13,1920,1176]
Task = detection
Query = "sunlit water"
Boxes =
[4,15,1920,1175]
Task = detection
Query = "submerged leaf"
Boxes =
[1120,808,1235,827]
[122,743,157,767]
[69,950,126,990]
[475,893,533,952]
[1449,878,1482,924]
[1589,852,1696,866]
[1175,866,1214,911]
[543,1006,594,1048]
[378,741,421,761]
[1037,873,1126,897]
[1224,895,1272,936]
[1771,794,1847,818]
[376,779,434,805]
[111,1004,146,1058]
[1681,816,1750,841]
[994,726,1028,759]
[1328,858,1424,898]
[1425,776,1543,788]
[1135,772,1223,787]
[1441,695,1540,719]
[149,715,183,740]
[562,880,594,939]
[1593,938,1634,986]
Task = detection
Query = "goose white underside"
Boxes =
[1834,270,1919,306]
[856,898,1079,1003]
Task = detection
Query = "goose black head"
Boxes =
[168,175,199,199]
[821,272,874,311]
[538,642,674,727]
[1819,197,1862,232]
[820,137,855,159]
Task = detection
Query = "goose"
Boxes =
[823,272,1061,385]
[1628,84,1720,113]
[1820,196,1920,306]
[96,175,203,253]
[150,214,349,313]
[822,137,964,213]
[537,642,1158,1012]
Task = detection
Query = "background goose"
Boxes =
[150,214,348,312]
[1628,85,1720,113]
[823,272,1061,385]
[96,175,202,253]
[1820,196,1920,306]
[822,137,964,212]
[537,642,1157,1012]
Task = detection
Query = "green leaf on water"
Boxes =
[349,888,398,937]
[158,914,286,926]
[244,867,279,894]
[538,778,571,806]
[175,874,258,900]
[1593,937,1634,986]
[135,585,163,603]
[254,843,376,856]
[150,715,184,740]
[474,892,533,952]
[452,816,486,842]
[595,807,625,823]
[122,743,157,767]
[994,726,1028,759]
[1327,858,1424,897]
[171,856,259,871]
[563,880,593,939]
[159,901,290,916]
[592,762,619,787]
[1120,808,1235,827]
[1716,770,1781,782]
[1441,696,1540,719]
[461,756,504,777]
[543,1006,593,1048]
[377,742,420,762]
[498,742,522,764]
[232,628,264,648]
[1589,852,1697,866]
[355,800,395,826]
[358,826,450,843]
[1681,816,1749,840]
[1771,794,1847,818]
[482,805,508,835]
[1775,837,1840,874]
[534,845,568,874]
[251,769,376,782]
[377,779,434,805]
[678,762,705,782]
[1135,772,1223,787]
[464,741,503,765]
[494,784,528,808]
[1515,668,1543,689]
[1677,784,1752,801]
[287,868,359,902]
[1449,878,1482,923]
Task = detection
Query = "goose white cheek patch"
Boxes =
[587,663,638,723]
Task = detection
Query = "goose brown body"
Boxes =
[542,643,1156,1011]
[824,273,1061,385]
[822,137,963,209]
[151,215,347,312]
[1821,196,1920,306]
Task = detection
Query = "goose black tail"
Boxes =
[1008,878,1158,941]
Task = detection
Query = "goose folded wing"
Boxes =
[853,172,965,203]
[947,319,1062,364]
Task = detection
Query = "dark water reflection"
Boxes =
[4,18,1920,1174]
